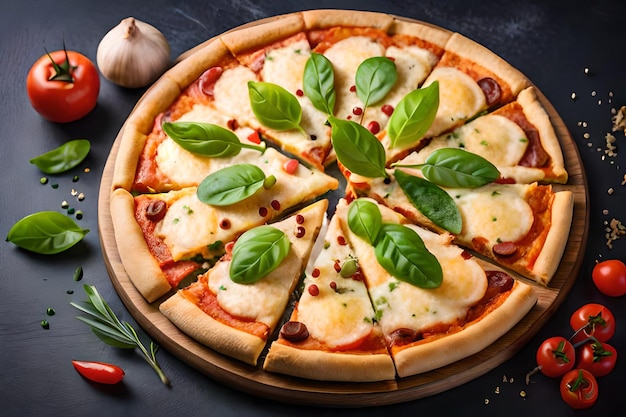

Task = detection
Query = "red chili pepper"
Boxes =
[72,360,125,384]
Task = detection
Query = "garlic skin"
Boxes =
[97,17,171,88]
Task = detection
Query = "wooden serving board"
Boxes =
[98,15,588,407]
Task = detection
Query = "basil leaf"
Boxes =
[355,56,398,108]
[197,164,266,206]
[303,52,336,116]
[230,226,291,284]
[6,211,89,254]
[329,116,387,178]
[347,199,382,245]
[388,82,439,148]
[29,139,90,174]
[248,81,306,135]
[394,169,462,234]
[162,121,264,157]
[421,148,500,188]
[374,223,442,289]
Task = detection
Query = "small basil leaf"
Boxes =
[197,164,266,206]
[6,211,89,254]
[375,223,442,289]
[303,52,336,116]
[421,148,500,188]
[394,169,462,234]
[29,139,90,174]
[230,226,291,284]
[388,82,439,148]
[248,81,306,135]
[355,56,398,108]
[162,121,265,157]
[347,199,382,245]
[329,116,387,178]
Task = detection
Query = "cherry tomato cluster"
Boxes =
[532,303,617,410]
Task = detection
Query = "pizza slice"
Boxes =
[348,168,573,285]
[263,212,396,382]
[382,32,530,164]
[110,153,338,302]
[398,86,568,184]
[159,199,328,366]
[335,198,537,378]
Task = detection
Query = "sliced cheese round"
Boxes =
[213,65,257,123]
[460,114,528,166]
[422,67,486,137]
[455,187,534,243]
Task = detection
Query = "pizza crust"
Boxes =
[301,9,395,31]
[389,18,451,49]
[531,190,574,285]
[221,13,305,56]
[112,124,147,191]
[160,292,266,365]
[263,343,397,382]
[110,188,172,302]
[517,87,568,183]
[393,280,537,377]
[443,33,529,98]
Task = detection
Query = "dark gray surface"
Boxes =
[1,1,625,416]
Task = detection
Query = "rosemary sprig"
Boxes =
[70,284,170,385]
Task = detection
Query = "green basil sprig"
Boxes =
[303,52,336,116]
[230,225,291,284]
[162,121,265,157]
[197,164,273,206]
[329,116,387,178]
[347,199,442,288]
[394,169,462,234]
[29,139,90,174]
[388,82,439,148]
[248,81,306,136]
[375,223,442,289]
[355,56,398,110]
[394,148,500,188]
[6,211,89,254]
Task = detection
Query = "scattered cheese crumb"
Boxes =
[495,386,500,394]
[605,218,626,248]
[622,174,626,186]
[612,106,626,134]
[484,399,490,405]
[520,391,527,398]
[605,133,617,157]
[571,92,577,100]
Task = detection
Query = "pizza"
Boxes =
[107,10,575,382]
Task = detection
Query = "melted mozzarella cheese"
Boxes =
[213,65,257,123]
[296,217,375,348]
[323,36,385,120]
[400,114,529,168]
[340,201,487,337]
[454,185,534,243]
[422,67,486,137]
[250,39,331,161]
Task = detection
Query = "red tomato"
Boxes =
[559,369,599,409]
[72,360,125,384]
[26,48,100,123]
[535,336,576,377]
[570,303,616,344]
[577,340,617,377]
[592,259,626,297]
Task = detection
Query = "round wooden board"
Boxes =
[98,14,588,407]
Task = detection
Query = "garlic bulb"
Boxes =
[97,17,171,88]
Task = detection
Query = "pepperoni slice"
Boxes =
[280,321,309,342]
[477,77,502,106]
[493,241,518,256]
[198,67,223,97]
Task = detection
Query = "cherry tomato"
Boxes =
[592,259,626,297]
[559,369,598,409]
[71,360,125,384]
[569,303,615,344]
[577,340,617,377]
[535,336,576,377]
[26,48,100,123]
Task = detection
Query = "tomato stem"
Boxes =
[45,41,76,83]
